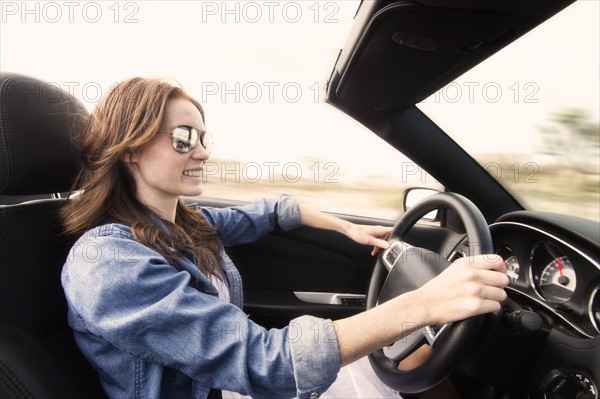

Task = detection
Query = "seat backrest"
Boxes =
[0,72,106,398]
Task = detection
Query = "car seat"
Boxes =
[0,72,107,398]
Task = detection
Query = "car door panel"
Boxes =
[227,224,377,328]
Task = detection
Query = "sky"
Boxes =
[1,0,598,174]
[1,0,385,167]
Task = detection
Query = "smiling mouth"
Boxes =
[183,170,203,177]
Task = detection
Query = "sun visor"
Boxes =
[335,2,515,110]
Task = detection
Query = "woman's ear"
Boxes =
[122,150,138,164]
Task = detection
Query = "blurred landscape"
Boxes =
[200,157,599,222]
[201,158,422,220]
[496,109,600,222]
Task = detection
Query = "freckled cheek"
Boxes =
[138,147,188,180]
[142,162,180,183]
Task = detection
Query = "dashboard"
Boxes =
[491,221,599,338]
[485,212,600,398]
[488,213,600,339]
[445,211,599,397]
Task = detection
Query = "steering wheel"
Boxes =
[367,192,493,394]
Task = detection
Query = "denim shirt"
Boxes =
[61,195,341,399]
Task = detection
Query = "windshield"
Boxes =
[418,1,600,221]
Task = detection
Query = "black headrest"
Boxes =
[0,72,88,196]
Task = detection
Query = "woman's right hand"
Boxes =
[333,254,509,366]
[416,254,509,325]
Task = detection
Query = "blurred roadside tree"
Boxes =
[529,109,600,220]
[539,109,600,174]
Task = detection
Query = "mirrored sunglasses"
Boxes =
[159,126,213,154]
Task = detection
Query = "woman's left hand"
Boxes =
[345,224,392,256]
[297,202,391,255]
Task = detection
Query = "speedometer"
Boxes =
[538,256,576,303]
[531,241,577,304]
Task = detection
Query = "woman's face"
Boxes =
[129,97,210,211]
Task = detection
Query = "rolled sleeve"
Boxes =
[289,316,342,399]
[275,194,302,231]
[199,195,302,246]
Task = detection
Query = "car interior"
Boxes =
[1,1,598,398]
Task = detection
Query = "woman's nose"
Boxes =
[191,142,210,160]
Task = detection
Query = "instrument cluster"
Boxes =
[490,222,600,338]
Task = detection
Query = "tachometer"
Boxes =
[497,246,520,283]
[531,241,577,304]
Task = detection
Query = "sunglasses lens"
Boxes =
[171,126,198,153]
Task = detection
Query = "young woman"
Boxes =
[61,77,508,399]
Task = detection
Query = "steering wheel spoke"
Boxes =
[424,323,449,345]
[382,320,450,364]
[383,327,426,361]
[381,240,415,272]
